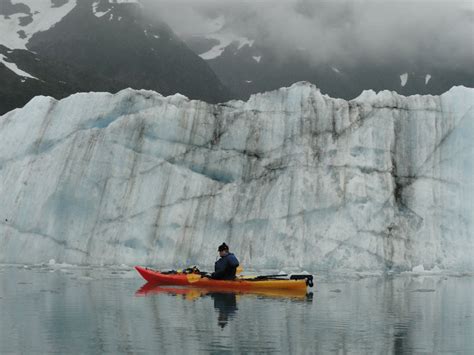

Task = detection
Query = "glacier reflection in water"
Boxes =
[0,266,472,354]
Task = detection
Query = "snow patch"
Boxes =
[0,54,38,79]
[400,73,408,87]
[92,1,110,18]
[0,0,76,49]
[199,33,254,60]
[425,74,432,85]
[0,0,77,49]
[197,16,255,61]
[237,38,254,50]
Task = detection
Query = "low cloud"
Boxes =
[143,0,474,69]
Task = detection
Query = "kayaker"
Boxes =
[210,243,239,280]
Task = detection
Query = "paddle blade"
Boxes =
[236,266,243,275]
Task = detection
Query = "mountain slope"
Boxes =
[0,0,231,115]
[182,8,474,101]
[192,38,474,101]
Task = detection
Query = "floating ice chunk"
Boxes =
[49,259,56,265]
[412,265,425,273]
[412,288,435,292]
[78,276,94,281]
[331,67,341,74]
[411,265,443,274]
[252,56,261,63]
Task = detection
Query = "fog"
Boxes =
[142,0,474,68]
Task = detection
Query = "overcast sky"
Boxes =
[142,0,474,69]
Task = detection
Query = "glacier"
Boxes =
[0,82,472,271]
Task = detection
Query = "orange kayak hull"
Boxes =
[135,266,309,291]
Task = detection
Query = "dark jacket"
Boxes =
[211,252,239,280]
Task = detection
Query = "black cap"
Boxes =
[218,242,229,252]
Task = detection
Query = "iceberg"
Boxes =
[0,82,472,271]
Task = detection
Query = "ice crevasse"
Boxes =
[0,82,472,272]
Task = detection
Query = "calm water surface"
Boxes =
[0,265,472,354]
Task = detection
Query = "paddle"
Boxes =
[240,274,288,280]
[182,265,244,280]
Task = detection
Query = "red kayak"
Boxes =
[135,266,313,291]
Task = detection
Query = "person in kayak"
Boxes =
[210,242,239,280]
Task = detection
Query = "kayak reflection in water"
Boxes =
[209,243,240,280]
[135,284,312,301]
[210,292,238,329]
[135,286,313,328]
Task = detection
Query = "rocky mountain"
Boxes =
[1,82,472,271]
[0,0,231,115]
[2,1,472,115]
[186,31,474,102]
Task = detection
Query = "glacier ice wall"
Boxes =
[0,82,472,271]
